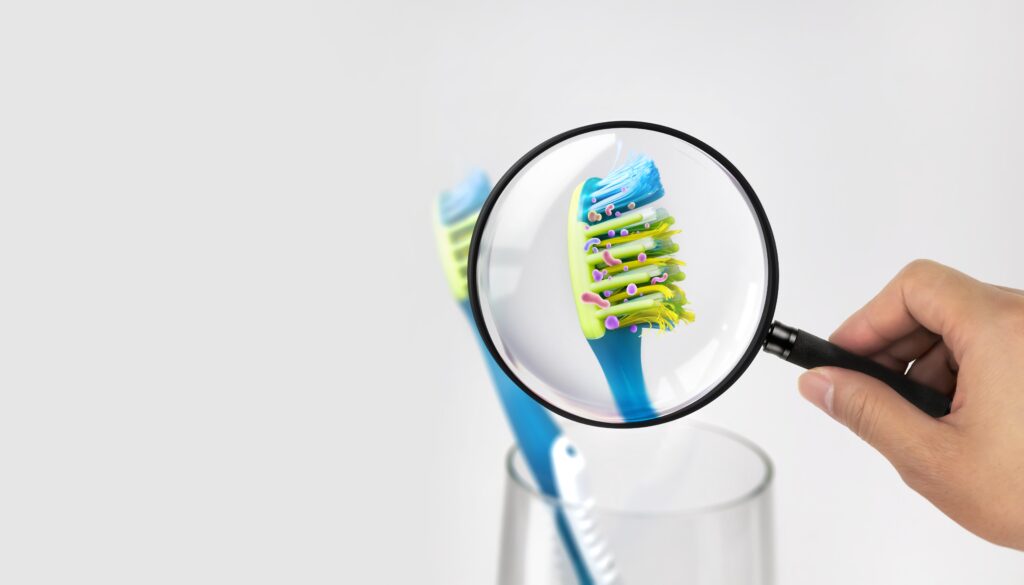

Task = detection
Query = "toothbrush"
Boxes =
[567,155,695,423]
[435,169,619,584]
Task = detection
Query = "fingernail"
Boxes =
[798,371,834,414]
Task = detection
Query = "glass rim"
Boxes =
[504,421,774,517]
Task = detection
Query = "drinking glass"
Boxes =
[497,422,774,584]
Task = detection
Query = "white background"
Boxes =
[2,0,1024,583]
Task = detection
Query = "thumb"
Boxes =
[798,367,942,472]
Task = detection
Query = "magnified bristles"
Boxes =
[570,156,694,337]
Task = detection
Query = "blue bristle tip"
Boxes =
[440,168,491,225]
[578,155,664,223]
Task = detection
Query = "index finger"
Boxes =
[829,259,999,363]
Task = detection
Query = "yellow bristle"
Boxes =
[600,225,680,248]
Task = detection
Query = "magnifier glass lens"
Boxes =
[472,125,774,426]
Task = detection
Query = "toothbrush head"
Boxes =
[434,169,491,301]
[567,155,694,340]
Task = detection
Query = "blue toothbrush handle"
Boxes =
[459,302,562,494]
[458,302,601,584]
[479,345,601,585]
[588,332,658,422]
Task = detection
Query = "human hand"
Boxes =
[797,259,1024,550]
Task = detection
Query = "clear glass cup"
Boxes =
[497,422,774,584]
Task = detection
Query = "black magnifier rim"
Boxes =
[468,121,780,428]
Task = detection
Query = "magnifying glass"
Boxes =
[468,121,952,428]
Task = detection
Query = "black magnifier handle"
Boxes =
[763,321,952,417]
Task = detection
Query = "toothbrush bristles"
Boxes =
[576,156,694,334]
